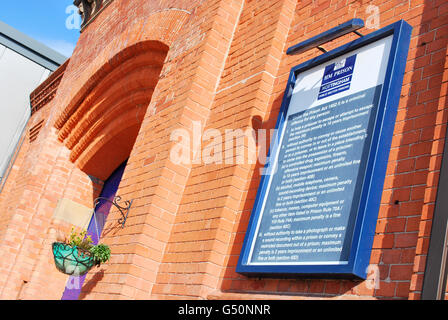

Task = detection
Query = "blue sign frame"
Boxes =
[237,20,412,279]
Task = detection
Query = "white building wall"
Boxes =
[0,43,51,182]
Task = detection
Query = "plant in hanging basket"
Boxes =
[52,228,111,276]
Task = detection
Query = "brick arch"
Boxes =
[77,110,146,181]
[54,8,191,133]
[55,41,168,138]
[70,100,150,163]
[55,40,169,180]
[60,52,165,146]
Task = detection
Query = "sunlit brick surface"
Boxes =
[0,0,447,300]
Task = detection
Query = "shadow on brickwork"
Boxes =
[79,269,105,300]
[372,0,448,300]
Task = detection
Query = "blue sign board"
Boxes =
[237,20,412,279]
[319,54,357,99]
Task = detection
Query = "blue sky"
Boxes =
[0,0,81,58]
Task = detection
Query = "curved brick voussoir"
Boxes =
[57,47,167,142]
[69,97,152,164]
[64,67,160,151]
[54,8,191,133]
[76,107,148,180]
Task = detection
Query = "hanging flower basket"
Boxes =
[51,228,111,277]
[52,242,95,276]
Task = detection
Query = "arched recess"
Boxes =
[55,41,169,180]
[54,8,191,133]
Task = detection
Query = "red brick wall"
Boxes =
[211,0,448,300]
[80,0,250,300]
[0,66,105,299]
[152,0,299,299]
[0,0,446,300]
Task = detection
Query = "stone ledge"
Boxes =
[207,290,377,300]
